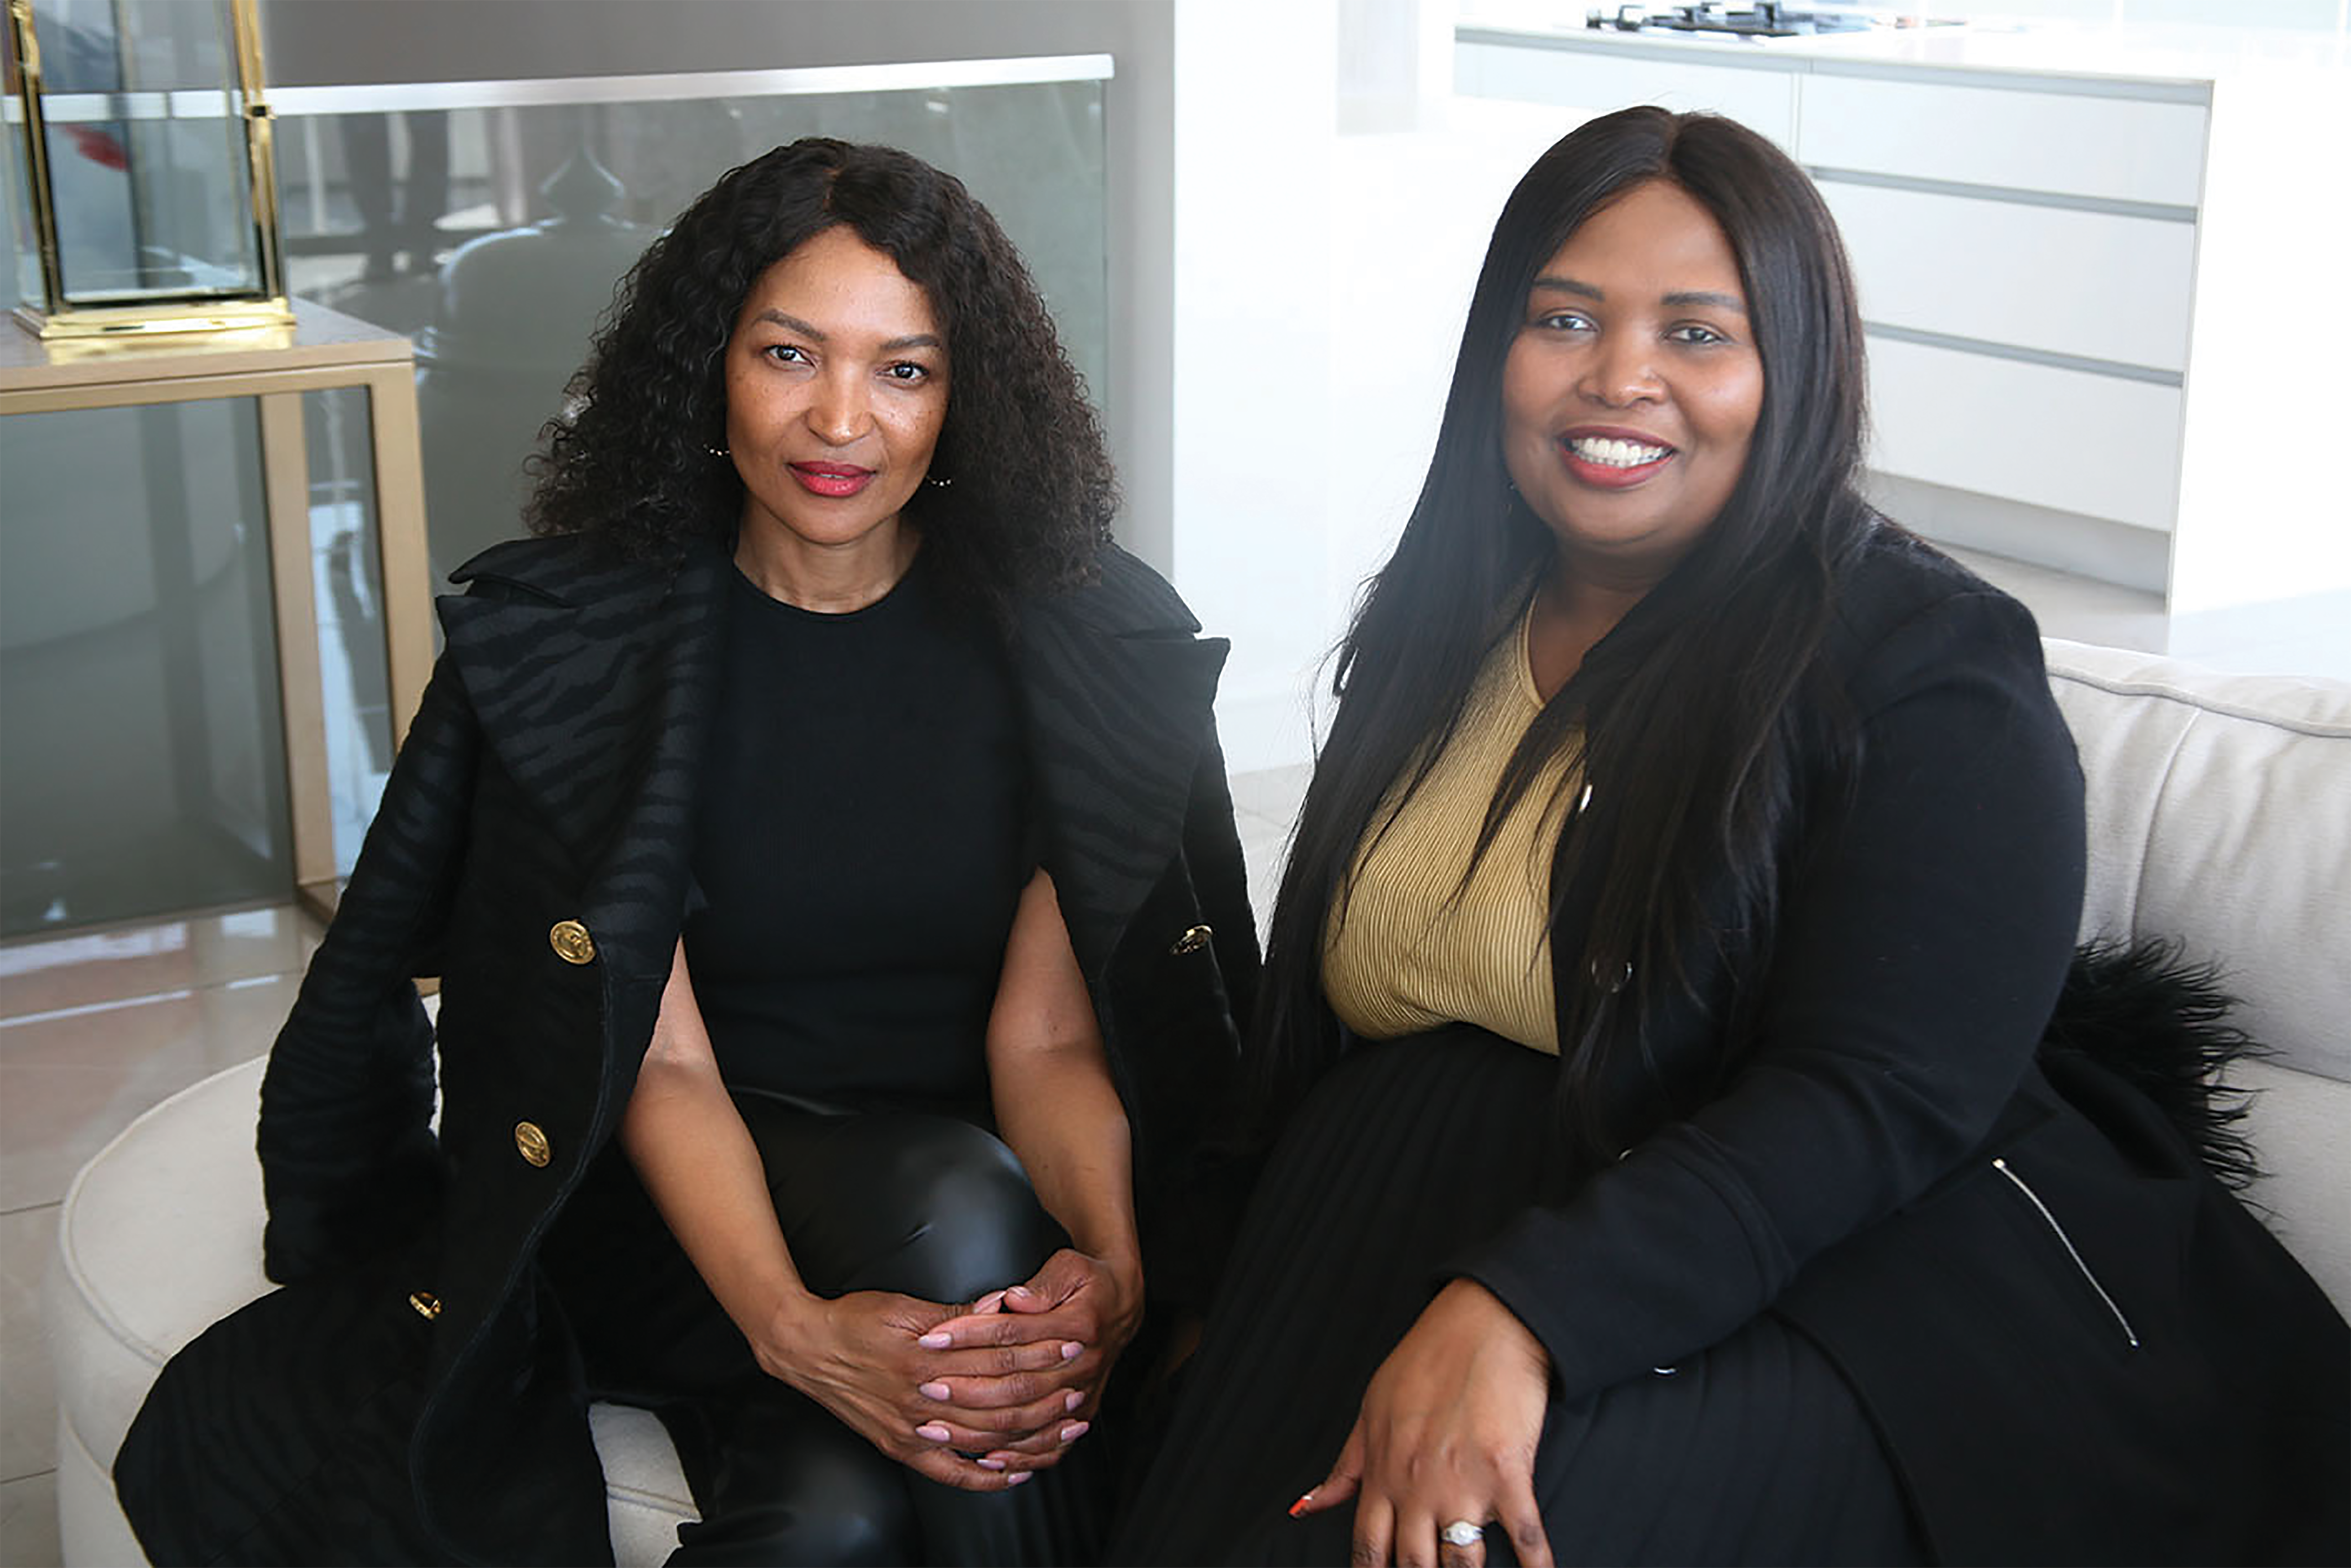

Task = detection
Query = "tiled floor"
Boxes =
[1944,543,2351,681]
[0,904,322,1568]
[3,542,2345,1565]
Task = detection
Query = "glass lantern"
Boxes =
[3,0,291,338]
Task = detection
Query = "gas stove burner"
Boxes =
[1585,4,1873,36]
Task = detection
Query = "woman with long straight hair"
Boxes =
[1112,106,2346,1567]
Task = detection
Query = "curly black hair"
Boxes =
[525,138,1116,618]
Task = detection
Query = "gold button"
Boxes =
[1169,924,1213,956]
[408,1290,442,1321]
[514,1121,552,1167]
[549,920,595,965]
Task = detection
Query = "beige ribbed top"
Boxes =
[1321,598,1579,1054]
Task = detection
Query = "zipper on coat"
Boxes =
[1991,1156,2140,1350]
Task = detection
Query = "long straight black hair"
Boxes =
[1252,108,1876,1163]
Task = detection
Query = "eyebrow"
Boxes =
[749,309,944,352]
[1664,289,1747,314]
[1529,277,1748,315]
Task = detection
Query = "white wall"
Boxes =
[1170,0,1570,772]
[1166,0,1341,772]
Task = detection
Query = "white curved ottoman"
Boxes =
[44,1056,699,1566]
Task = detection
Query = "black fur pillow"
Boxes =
[2038,937,2265,1189]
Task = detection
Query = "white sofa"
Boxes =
[2039,638,2350,1304]
[45,638,2351,1566]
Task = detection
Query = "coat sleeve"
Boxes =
[1185,719,1263,1040]
[257,645,480,1284]
[1149,714,1264,1312]
[1452,588,2087,1399]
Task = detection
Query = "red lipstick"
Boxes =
[1557,426,1674,490]
[788,462,875,498]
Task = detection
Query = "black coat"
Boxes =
[120,535,1261,1567]
[1454,527,2346,1562]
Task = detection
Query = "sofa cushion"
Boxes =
[46,1057,698,1566]
[2042,638,2351,1309]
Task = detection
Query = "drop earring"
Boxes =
[705,443,729,459]
[926,473,953,489]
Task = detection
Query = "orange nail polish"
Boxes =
[1288,1493,1313,1518]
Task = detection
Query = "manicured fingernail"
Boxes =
[974,1291,1006,1313]
[916,1422,953,1442]
[1064,1389,1084,1413]
[1060,1340,1084,1361]
[919,1330,952,1349]
[1288,1492,1314,1518]
[1008,1285,1036,1300]
[1007,1470,1033,1486]
[919,1381,952,1401]
[1059,1420,1089,1443]
[977,1457,1007,1471]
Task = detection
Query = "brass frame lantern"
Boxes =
[4,0,291,339]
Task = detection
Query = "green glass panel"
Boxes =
[0,399,291,934]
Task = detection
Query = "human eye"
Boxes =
[760,343,811,366]
[882,360,931,383]
[1666,322,1732,346]
[1533,307,1593,333]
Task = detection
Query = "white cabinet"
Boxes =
[1795,72,2207,208]
[1866,336,2183,533]
[1819,179,2197,374]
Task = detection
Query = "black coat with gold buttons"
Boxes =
[132,533,1259,1567]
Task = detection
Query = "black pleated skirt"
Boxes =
[1111,1026,1920,1566]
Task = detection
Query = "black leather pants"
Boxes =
[548,1098,1109,1566]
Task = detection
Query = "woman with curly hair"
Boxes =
[116,139,1258,1567]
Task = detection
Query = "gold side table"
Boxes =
[1,300,432,919]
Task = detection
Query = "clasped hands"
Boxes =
[759,1245,1140,1492]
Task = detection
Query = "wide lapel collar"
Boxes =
[437,535,729,984]
[1016,547,1229,983]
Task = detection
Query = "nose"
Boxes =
[807,367,872,447]
[1579,334,1663,408]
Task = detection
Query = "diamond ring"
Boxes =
[1441,1520,1485,1548]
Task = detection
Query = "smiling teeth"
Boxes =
[1568,436,1671,467]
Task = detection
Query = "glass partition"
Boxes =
[0,397,292,935]
[300,383,395,878]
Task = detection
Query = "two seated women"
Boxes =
[119,114,2345,1568]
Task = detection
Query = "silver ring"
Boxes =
[1440,1520,1485,1548]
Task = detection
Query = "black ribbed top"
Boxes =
[685,550,1029,1122]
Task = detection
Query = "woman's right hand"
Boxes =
[756,1286,1085,1489]
[1293,1279,1556,1567]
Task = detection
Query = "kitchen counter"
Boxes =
[1458,10,2348,88]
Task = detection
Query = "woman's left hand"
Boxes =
[912,1246,1143,1470]
[1293,1279,1557,1568]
